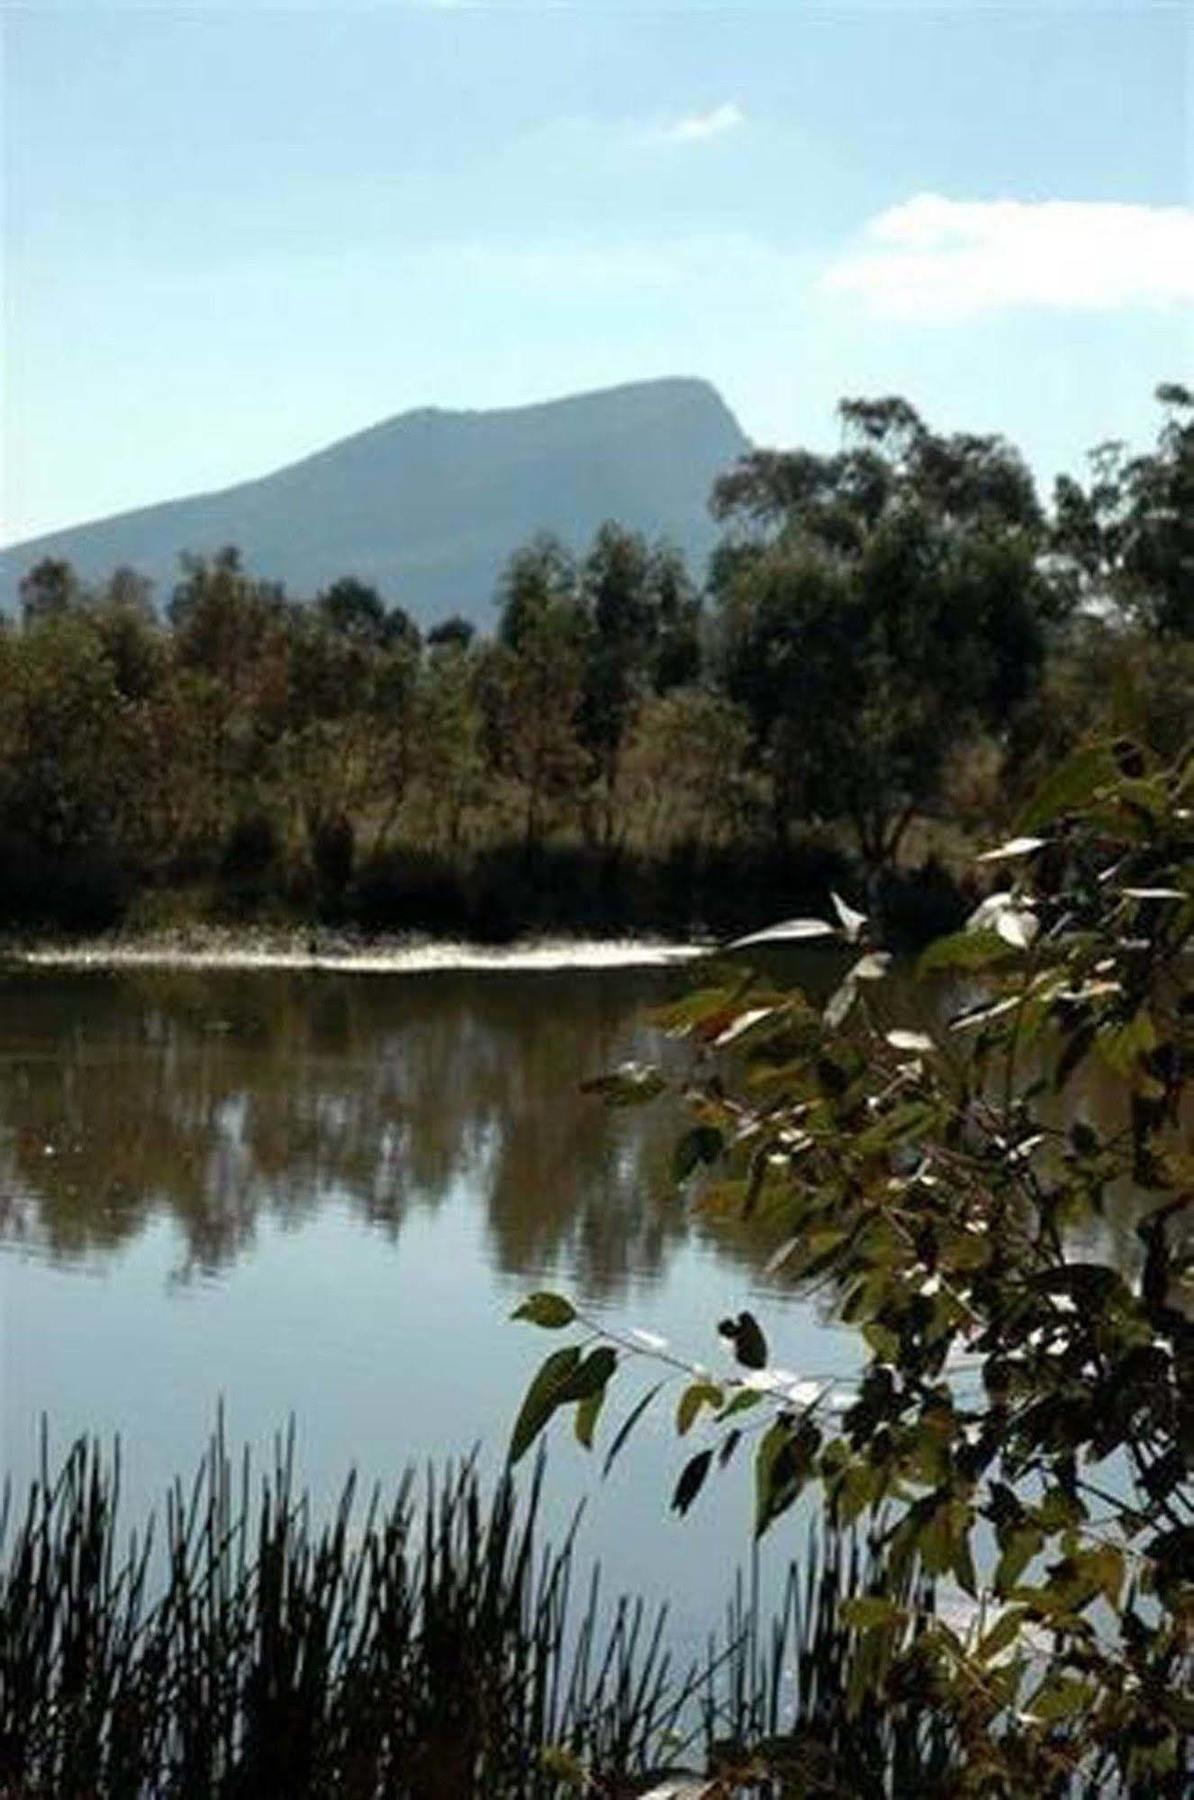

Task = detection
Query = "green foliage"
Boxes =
[1052,383,1194,639]
[711,395,1059,865]
[3,388,1186,946]
[512,742,1194,1794]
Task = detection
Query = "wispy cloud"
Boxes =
[825,195,1194,319]
[655,101,745,145]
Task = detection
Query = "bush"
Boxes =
[511,742,1194,1796]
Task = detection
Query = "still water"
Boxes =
[0,955,860,1652]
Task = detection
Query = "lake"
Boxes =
[0,952,861,1659]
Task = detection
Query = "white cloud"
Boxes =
[655,101,745,145]
[825,194,1194,320]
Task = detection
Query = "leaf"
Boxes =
[1016,743,1116,833]
[509,1346,581,1465]
[540,1745,589,1789]
[560,1345,618,1405]
[672,1126,724,1184]
[1028,1676,1096,1724]
[851,951,891,982]
[574,1387,605,1451]
[718,1428,743,1468]
[994,1527,1042,1597]
[672,1448,714,1517]
[823,976,858,1031]
[728,917,837,949]
[839,1596,901,1630]
[763,1235,801,1277]
[636,1779,718,1800]
[676,1382,723,1436]
[754,1420,811,1536]
[977,1606,1029,1664]
[831,891,868,942]
[886,1029,934,1054]
[716,1387,763,1421]
[976,835,1046,863]
[512,1291,577,1329]
[602,1380,667,1479]
[995,905,1039,950]
[712,1006,777,1047]
[918,929,1009,975]
[721,1310,768,1370]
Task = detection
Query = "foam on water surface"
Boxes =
[11,935,707,975]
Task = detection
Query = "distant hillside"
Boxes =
[0,378,750,627]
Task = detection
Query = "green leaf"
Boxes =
[754,1420,813,1536]
[977,1606,1029,1665]
[559,1345,617,1404]
[1015,742,1116,833]
[601,1380,667,1479]
[994,1527,1042,1597]
[676,1381,723,1436]
[1028,1675,1096,1724]
[509,1346,581,1465]
[574,1386,605,1451]
[672,1448,714,1516]
[839,1596,901,1630]
[540,1745,589,1789]
[918,929,1009,976]
[512,1291,577,1329]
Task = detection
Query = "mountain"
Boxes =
[0,378,750,627]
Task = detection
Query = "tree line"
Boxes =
[1,386,1189,936]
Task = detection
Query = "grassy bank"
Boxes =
[0,833,968,955]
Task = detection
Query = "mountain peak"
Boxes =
[1,378,751,626]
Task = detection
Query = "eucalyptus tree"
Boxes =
[511,741,1194,1796]
[493,535,590,851]
[1051,382,1193,639]
[18,556,85,625]
[710,398,1060,870]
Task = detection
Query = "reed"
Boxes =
[1,1430,950,1798]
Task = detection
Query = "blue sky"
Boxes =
[4,0,1191,543]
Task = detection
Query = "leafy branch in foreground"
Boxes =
[512,741,1194,1797]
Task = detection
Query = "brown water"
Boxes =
[0,955,861,1649]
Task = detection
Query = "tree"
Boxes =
[512,741,1194,1796]
[617,687,751,854]
[711,398,1058,869]
[18,557,84,626]
[427,615,476,653]
[576,526,704,843]
[0,610,150,870]
[1051,383,1194,639]
[414,634,486,851]
[494,536,589,851]
[316,576,391,646]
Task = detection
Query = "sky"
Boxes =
[3,0,1191,545]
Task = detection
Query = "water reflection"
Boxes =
[0,958,1173,1293]
[0,966,699,1292]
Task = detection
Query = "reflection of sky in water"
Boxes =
[0,957,1170,1653]
[0,961,856,1653]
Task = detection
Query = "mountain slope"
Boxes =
[1,378,750,626]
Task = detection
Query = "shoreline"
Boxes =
[4,928,709,975]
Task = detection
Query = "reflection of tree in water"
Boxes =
[2,964,1167,1296]
[0,966,694,1293]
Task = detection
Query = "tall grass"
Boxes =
[1,1430,955,1798]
